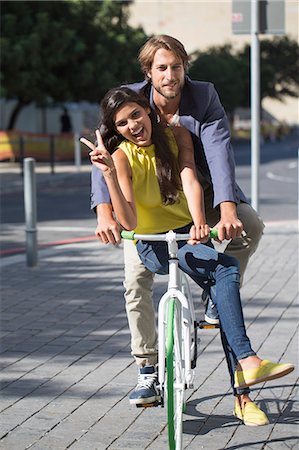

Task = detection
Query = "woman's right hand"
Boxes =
[80,129,115,176]
[188,223,210,245]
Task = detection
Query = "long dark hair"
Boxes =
[99,86,181,205]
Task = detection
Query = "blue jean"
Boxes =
[136,225,255,395]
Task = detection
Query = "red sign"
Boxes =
[232,12,243,23]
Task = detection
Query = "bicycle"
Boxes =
[121,228,219,450]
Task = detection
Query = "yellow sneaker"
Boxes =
[234,359,294,388]
[234,399,269,426]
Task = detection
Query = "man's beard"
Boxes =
[154,83,182,100]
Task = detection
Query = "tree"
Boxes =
[238,36,299,108]
[189,36,299,116]
[189,45,244,119]
[1,0,147,129]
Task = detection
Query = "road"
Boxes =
[0,134,298,255]
[234,134,298,222]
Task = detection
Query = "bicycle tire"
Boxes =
[166,298,185,450]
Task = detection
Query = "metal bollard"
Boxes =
[24,158,38,267]
[49,134,55,174]
[74,132,81,172]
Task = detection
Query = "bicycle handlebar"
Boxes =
[121,228,218,241]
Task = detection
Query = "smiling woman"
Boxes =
[81,87,184,218]
[114,102,152,147]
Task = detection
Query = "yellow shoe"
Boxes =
[234,359,294,388]
[234,399,269,426]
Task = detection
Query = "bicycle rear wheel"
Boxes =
[166,298,185,450]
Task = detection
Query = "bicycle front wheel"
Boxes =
[166,298,185,450]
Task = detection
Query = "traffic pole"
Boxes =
[250,0,261,212]
[24,157,38,267]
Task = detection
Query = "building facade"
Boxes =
[128,0,298,125]
[1,1,298,134]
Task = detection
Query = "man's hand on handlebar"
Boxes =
[95,204,121,245]
[216,201,244,241]
[214,218,243,242]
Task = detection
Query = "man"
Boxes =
[90,35,266,426]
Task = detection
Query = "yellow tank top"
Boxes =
[117,129,192,234]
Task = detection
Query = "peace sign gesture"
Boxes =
[80,130,115,176]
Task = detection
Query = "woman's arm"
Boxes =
[81,130,137,231]
[108,149,137,230]
[172,126,210,242]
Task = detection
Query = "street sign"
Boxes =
[232,0,285,35]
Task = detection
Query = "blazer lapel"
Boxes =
[179,83,199,136]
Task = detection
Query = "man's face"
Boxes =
[148,48,185,100]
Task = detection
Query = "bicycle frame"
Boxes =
[121,228,218,450]
[157,231,195,391]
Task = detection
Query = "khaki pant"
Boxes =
[123,199,265,366]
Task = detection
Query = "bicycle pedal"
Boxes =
[198,320,220,329]
[136,400,161,408]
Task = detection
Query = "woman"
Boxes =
[80,86,294,417]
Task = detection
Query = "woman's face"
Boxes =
[114,102,152,147]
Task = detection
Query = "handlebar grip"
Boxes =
[121,230,135,240]
[209,228,218,239]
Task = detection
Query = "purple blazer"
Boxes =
[90,77,248,210]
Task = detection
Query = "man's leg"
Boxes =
[123,239,158,367]
[204,186,265,284]
[225,202,265,284]
[123,240,160,405]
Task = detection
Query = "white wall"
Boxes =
[128,0,298,53]
[128,0,299,125]
[1,99,100,134]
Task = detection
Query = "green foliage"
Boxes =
[189,36,299,115]
[240,36,299,104]
[189,45,244,116]
[1,0,147,129]
[1,0,298,130]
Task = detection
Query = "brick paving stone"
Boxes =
[0,222,298,449]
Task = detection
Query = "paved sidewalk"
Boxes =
[0,220,298,449]
[0,161,91,194]
[0,161,94,255]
